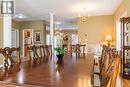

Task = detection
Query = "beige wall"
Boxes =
[78,15,114,44]
[12,20,47,55]
[114,0,130,45]
[12,20,20,29]
[19,20,46,45]
[114,0,130,20]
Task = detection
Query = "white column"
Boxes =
[50,13,54,52]
[2,0,13,47]
[3,15,12,47]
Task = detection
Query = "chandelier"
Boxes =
[80,16,88,23]
[79,7,89,23]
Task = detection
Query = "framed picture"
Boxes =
[34,30,42,44]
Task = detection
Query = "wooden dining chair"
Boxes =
[101,49,115,87]
[100,47,119,87]
[44,45,52,60]
[75,44,81,58]
[3,47,15,66]
[26,45,40,61]
[39,45,45,60]
[0,47,21,66]
[106,55,120,87]
[93,45,118,87]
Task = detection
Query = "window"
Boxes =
[71,34,78,45]
[46,34,50,45]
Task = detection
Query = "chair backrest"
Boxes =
[39,45,45,58]
[0,47,21,66]
[26,45,52,61]
[70,45,76,53]
[44,45,52,57]
[26,45,40,61]
[99,46,119,87]
[101,49,116,87]
[100,46,109,73]
[106,55,120,87]
[70,44,86,55]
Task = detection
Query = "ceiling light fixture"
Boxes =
[79,7,89,23]
[55,21,62,25]
[14,14,27,19]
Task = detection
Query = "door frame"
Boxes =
[12,29,19,47]
[22,29,33,57]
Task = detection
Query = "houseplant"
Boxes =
[54,47,64,59]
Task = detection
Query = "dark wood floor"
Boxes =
[0,53,94,87]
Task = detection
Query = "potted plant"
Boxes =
[54,47,64,59]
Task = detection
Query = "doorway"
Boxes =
[23,29,33,57]
[11,29,19,60]
[12,29,19,48]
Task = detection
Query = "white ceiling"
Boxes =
[14,0,123,29]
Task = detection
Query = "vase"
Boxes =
[56,54,64,59]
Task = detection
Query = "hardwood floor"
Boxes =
[0,53,94,87]
[116,72,130,87]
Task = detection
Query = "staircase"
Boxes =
[66,34,78,52]
[71,34,78,43]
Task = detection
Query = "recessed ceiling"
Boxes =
[14,0,123,29]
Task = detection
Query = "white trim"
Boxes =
[115,11,127,51]
[116,11,127,22]
[22,30,25,57]
[3,15,12,47]
[121,11,127,18]
[17,29,19,47]
[50,13,54,52]
[12,29,19,47]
